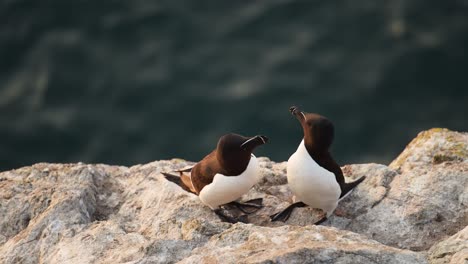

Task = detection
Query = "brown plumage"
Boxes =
[163,133,268,195]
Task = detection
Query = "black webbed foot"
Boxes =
[214,209,248,223]
[228,198,263,214]
[314,215,328,225]
[270,202,307,222]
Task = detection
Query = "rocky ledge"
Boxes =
[0,128,467,264]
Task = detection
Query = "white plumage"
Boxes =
[199,155,261,209]
[287,140,341,217]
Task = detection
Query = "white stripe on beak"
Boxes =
[259,136,266,144]
[240,137,257,149]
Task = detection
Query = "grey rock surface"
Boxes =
[429,226,468,264]
[330,128,468,251]
[179,224,426,264]
[0,128,466,263]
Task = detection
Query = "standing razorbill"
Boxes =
[162,133,268,223]
[271,106,365,224]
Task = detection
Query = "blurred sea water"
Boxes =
[1,1,468,171]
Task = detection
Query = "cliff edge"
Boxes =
[1,128,467,263]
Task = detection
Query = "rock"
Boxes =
[323,128,468,251]
[429,226,468,264]
[0,128,466,263]
[179,224,427,264]
[390,128,468,168]
[0,163,128,264]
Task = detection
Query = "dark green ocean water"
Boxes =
[1,1,468,171]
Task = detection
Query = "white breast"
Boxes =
[199,155,261,209]
[287,140,341,216]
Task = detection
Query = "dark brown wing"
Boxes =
[191,150,227,194]
[161,171,197,194]
[310,151,345,187]
[311,151,366,198]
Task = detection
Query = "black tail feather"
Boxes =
[161,172,194,193]
[340,175,366,198]
[176,166,193,173]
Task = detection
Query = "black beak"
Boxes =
[289,106,300,115]
[289,105,306,123]
[240,135,269,151]
[256,135,269,144]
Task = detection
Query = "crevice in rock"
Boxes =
[370,188,390,209]
[20,214,31,229]
[364,168,399,210]
[88,167,124,222]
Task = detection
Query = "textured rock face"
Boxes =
[180,225,426,264]
[0,128,466,263]
[429,226,468,264]
[326,129,468,251]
